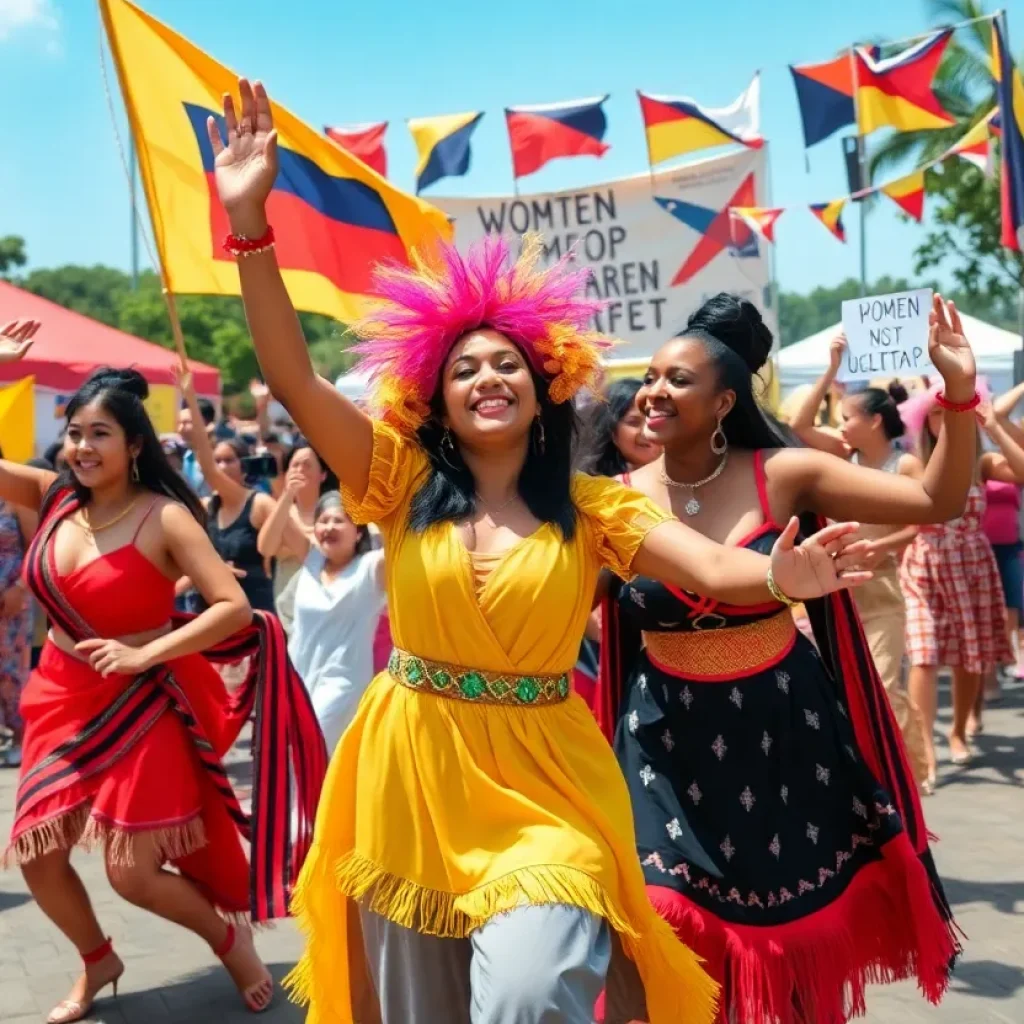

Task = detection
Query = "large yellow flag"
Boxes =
[0,377,34,463]
[99,0,450,322]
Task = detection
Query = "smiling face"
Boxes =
[636,337,735,450]
[613,404,659,468]
[440,329,538,447]
[314,503,360,564]
[64,398,138,491]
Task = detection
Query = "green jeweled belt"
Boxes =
[388,648,571,707]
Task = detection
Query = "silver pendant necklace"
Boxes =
[659,452,729,516]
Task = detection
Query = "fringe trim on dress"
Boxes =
[285,847,720,1024]
[645,839,960,1024]
[3,804,207,868]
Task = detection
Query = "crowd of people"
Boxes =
[0,74,1013,1024]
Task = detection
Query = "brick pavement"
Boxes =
[0,679,1021,1023]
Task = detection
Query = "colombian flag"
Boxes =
[639,74,761,166]
[409,112,484,194]
[729,207,782,245]
[505,96,609,179]
[789,56,855,148]
[809,199,847,242]
[324,122,388,178]
[992,18,1024,250]
[856,31,955,134]
[879,170,926,222]
[99,0,448,324]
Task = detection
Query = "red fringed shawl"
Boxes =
[9,492,328,922]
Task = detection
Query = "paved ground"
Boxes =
[0,678,1021,1024]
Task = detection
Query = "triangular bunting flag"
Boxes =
[809,199,847,242]
[879,170,926,221]
[729,206,783,244]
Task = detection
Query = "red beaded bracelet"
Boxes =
[223,225,275,258]
[934,390,981,413]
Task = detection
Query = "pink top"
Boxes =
[982,479,1021,545]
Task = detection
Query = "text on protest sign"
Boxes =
[838,288,934,382]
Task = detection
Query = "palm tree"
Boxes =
[867,0,996,183]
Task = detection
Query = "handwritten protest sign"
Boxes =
[838,288,934,382]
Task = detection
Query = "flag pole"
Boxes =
[129,136,139,290]
[848,44,868,296]
[98,0,189,372]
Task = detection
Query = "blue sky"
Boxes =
[0,0,1019,296]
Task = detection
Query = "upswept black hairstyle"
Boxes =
[680,293,795,451]
[579,378,644,478]
[853,387,906,441]
[315,490,373,557]
[409,358,580,540]
[44,368,206,524]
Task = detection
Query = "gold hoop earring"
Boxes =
[710,423,727,456]
[131,454,141,483]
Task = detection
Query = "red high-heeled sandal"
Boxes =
[47,937,123,1024]
[214,923,275,1013]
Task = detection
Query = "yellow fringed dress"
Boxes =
[287,421,718,1024]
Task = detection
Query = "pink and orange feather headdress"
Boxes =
[351,233,612,434]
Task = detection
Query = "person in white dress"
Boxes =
[284,491,385,752]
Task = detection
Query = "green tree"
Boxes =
[0,236,27,277]
[866,1,1024,320]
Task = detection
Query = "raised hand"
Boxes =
[975,399,997,432]
[928,294,976,402]
[0,319,41,364]
[769,518,872,601]
[828,333,847,375]
[174,363,194,397]
[206,79,278,232]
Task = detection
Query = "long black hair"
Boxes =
[854,388,906,441]
[44,368,206,524]
[681,293,795,450]
[408,358,580,540]
[579,378,644,477]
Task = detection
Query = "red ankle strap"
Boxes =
[81,937,113,965]
[213,923,236,960]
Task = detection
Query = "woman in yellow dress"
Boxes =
[204,78,872,1024]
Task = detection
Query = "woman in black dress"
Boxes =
[178,372,276,612]
[597,293,976,1024]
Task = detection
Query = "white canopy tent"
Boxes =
[778,313,1022,397]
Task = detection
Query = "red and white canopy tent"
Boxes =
[0,280,220,454]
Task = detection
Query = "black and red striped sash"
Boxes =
[17,491,327,921]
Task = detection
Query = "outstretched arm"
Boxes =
[979,402,1024,483]
[772,296,978,526]
[632,517,870,606]
[207,78,374,500]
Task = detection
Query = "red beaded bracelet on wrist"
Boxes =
[934,390,981,413]
[223,225,275,258]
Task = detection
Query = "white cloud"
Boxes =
[0,0,59,49]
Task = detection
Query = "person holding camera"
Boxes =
[177,369,276,613]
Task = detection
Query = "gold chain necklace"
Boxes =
[475,492,518,524]
[77,496,140,534]
[659,452,729,517]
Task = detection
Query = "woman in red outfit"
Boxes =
[0,323,325,1023]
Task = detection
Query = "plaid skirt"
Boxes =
[901,526,1012,673]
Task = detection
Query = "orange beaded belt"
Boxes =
[643,610,797,681]
[388,648,571,706]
